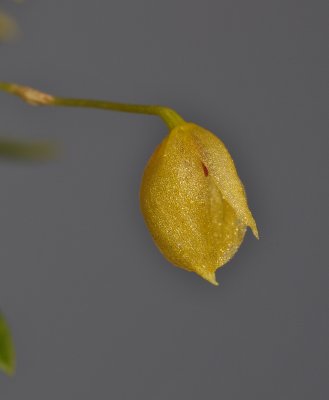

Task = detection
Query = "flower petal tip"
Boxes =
[198,270,219,286]
[251,226,259,240]
[247,214,259,239]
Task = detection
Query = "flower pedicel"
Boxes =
[0,82,258,285]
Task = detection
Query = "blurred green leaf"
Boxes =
[0,11,18,42]
[0,312,15,376]
[0,138,57,161]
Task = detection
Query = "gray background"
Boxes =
[0,0,328,399]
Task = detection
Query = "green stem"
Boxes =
[0,81,185,130]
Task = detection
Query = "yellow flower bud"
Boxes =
[0,81,258,285]
[140,123,258,285]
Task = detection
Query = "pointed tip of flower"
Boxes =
[252,225,259,240]
[198,270,219,286]
[248,216,259,240]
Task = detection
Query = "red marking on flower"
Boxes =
[202,162,209,177]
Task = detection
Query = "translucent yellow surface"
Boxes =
[140,123,258,285]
